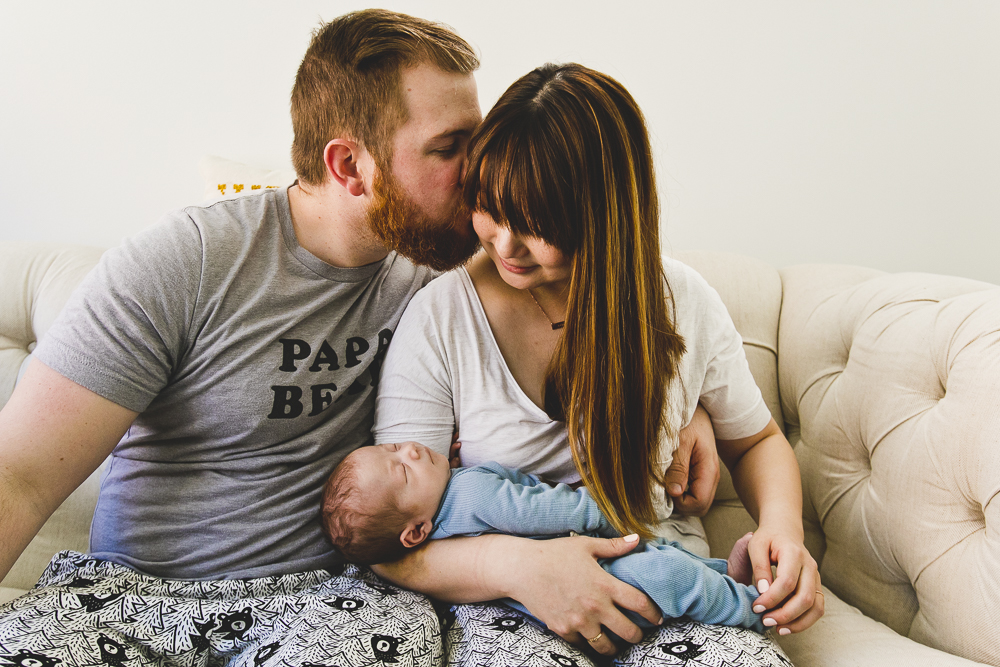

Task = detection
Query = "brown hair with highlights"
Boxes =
[463,63,686,539]
[291,9,479,185]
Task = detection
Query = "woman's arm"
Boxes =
[372,533,662,657]
[717,418,824,634]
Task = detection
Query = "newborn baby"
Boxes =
[322,441,763,632]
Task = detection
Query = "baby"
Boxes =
[321,441,763,632]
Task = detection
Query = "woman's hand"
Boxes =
[747,528,824,634]
[373,533,662,657]
[664,404,721,516]
[717,418,824,634]
[505,534,663,656]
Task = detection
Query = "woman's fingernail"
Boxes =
[757,579,770,593]
[657,616,664,625]
[778,628,791,636]
[763,618,777,627]
[624,534,639,543]
[753,605,765,614]
[669,484,683,495]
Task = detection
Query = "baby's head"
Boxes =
[321,441,451,564]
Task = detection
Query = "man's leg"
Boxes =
[0,552,441,667]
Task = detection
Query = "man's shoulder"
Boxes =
[179,189,283,246]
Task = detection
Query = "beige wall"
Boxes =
[2,1,997,283]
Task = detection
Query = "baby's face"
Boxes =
[353,442,451,521]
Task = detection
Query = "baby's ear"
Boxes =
[399,521,431,549]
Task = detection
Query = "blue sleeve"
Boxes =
[603,540,764,632]
[430,465,618,539]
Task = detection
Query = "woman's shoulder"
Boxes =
[661,255,721,308]
[404,266,473,309]
[394,266,479,338]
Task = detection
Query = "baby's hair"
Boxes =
[321,450,412,564]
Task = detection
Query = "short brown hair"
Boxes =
[321,451,411,565]
[291,9,479,185]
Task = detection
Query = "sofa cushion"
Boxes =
[778,264,1000,664]
[776,586,991,666]
[0,243,106,408]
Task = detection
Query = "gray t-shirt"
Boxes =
[34,187,435,580]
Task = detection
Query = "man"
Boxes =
[0,9,715,663]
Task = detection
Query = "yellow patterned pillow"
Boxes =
[199,155,296,202]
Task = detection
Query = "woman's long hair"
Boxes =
[463,63,686,538]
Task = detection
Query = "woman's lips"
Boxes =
[499,257,534,274]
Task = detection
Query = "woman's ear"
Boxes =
[323,139,369,197]
[399,521,432,549]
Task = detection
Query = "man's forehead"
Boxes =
[397,63,480,137]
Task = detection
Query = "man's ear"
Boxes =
[323,138,368,197]
[399,521,432,549]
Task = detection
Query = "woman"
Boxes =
[373,63,821,661]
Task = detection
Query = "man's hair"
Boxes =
[321,452,412,565]
[291,9,480,185]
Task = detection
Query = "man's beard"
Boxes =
[366,170,480,272]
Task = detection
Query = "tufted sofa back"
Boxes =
[778,264,1000,664]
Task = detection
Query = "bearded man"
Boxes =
[0,9,713,663]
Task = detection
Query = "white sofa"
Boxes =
[1,240,997,666]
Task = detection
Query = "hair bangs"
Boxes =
[466,99,580,254]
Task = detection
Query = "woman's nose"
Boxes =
[492,227,523,257]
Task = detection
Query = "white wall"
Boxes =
[2,1,998,283]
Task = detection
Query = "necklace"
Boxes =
[527,289,565,330]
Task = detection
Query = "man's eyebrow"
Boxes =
[428,128,473,143]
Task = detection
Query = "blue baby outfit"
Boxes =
[430,462,764,633]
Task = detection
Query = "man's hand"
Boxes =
[505,534,661,656]
[449,431,462,468]
[664,404,720,516]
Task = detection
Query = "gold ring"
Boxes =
[587,632,603,643]
[815,591,824,596]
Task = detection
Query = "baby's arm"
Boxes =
[433,463,619,539]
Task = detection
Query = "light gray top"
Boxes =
[35,187,435,580]
[373,258,771,521]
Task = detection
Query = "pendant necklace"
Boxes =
[527,289,565,331]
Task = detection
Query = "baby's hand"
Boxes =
[727,532,754,586]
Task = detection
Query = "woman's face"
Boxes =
[473,211,571,290]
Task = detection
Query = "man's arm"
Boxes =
[0,360,136,581]
[663,403,721,515]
